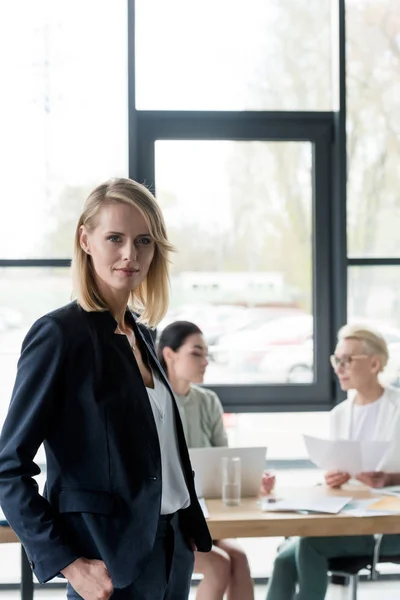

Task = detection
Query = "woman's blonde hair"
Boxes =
[337,323,389,372]
[71,177,174,327]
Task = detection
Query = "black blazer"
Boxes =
[0,302,211,587]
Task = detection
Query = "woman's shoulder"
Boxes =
[330,395,353,417]
[190,385,222,409]
[18,303,82,359]
[27,302,93,347]
[44,301,83,323]
[50,301,90,328]
[384,386,400,405]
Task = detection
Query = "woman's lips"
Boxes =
[116,268,139,276]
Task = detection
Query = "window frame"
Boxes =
[130,112,336,412]
[127,0,349,412]
[0,0,350,415]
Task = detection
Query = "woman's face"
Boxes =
[80,201,155,299]
[172,333,209,384]
[331,338,380,391]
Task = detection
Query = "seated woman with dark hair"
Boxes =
[158,320,276,600]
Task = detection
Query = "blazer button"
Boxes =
[149,476,158,481]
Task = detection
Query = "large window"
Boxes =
[2,0,397,418]
[135,0,332,111]
[347,0,400,258]
[346,0,400,387]
[155,140,313,385]
[0,268,72,424]
[134,110,333,410]
[0,0,128,259]
[133,0,336,410]
[0,1,128,434]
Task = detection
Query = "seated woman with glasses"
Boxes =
[265,323,400,600]
[158,320,274,600]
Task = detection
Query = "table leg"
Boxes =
[21,545,34,600]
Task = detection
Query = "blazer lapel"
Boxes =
[131,316,194,475]
[91,310,161,465]
[130,315,175,397]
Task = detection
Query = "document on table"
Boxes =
[303,435,390,476]
[198,497,209,518]
[371,485,400,497]
[340,498,393,517]
[367,496,400,513]
[262,495,352,514]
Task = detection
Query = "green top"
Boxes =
[175,384,228,449]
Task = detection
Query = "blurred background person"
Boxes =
[158,320,255,600]
[265,324,400,600]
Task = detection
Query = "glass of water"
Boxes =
[221,456,241,506]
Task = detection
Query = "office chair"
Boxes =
[328,534,400,600]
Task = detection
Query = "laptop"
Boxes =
[189,446,267,499]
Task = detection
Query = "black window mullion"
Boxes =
[348,258,400,267]
[0,259,71,268]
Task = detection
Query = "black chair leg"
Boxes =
[349,573,358,600]
[21,546,34,600]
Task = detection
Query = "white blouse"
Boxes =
[350,395,384,442]
[146,372,190,514]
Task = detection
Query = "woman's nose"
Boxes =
[123,242,138,262]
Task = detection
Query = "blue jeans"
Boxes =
[266,534,400,600]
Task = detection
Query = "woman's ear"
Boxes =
[79,225,91,254]
[371,356,382,375]
[162,346,175,365]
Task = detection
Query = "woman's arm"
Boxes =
[387,473,400,486]
[0,316,80,583]
[356,472,400,488]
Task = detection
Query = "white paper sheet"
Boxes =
[262,495,352,514]
[371,485,400,497]
[198,497,209,518]
[339,498,391,517]
[303,435,390,476]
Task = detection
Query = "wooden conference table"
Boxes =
[0,525,32,600]
[2,485,400,600]
[206,485,400,539]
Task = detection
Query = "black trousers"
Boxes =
[66,513,195,600]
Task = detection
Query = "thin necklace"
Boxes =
[127,336,136,352]
[116,326,136,352]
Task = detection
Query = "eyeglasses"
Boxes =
[330,354,369,369]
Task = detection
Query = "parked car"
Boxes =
[156,304,247,345]
[158,304,303,348]
[210,313,312,370]
[258,338,313,383]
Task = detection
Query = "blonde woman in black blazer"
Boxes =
[0,178,211,600]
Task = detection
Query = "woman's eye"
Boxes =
[136,237,152,246]
[107,235,122,243]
